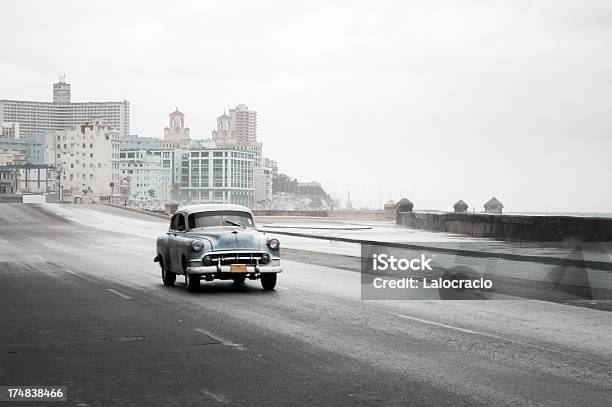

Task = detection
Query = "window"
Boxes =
[170,214,178,231]
[176,214,186,231]
[188,211,254,229]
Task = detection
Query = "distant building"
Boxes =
[119,149,172,203]
[212,105,263,167]
[121,135,164,151]
[1,122,20,139]
[254,166,273,209]
[0,76,130,138]
[44,121,120,203]
[9,164,57,194]
[176,149,254,207]
[230,104,257,145]
[163,108,190,148]
[0,167,19,194]
[0,134,44,165]
[212,112,232,145]
[53,75,71,104]
[0,149,27,166]
[264,157,278,176]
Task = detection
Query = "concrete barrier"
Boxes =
[397,211,612,242]
[252,210,328,217]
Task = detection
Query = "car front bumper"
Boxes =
[185,265,282,274]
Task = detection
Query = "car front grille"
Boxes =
[205,252,267,266]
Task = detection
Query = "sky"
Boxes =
[1,0,611,212]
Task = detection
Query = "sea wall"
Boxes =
[252,209,386,220]
[252,210,328,217]
[397,211,612,242]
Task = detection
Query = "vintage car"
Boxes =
[154,204,282,291]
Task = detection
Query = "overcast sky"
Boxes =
[1,0,611,212]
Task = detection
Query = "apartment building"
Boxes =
[0,77,130,138]
[45,121,120,202]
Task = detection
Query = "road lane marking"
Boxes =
[106,289,132,300]
[391,312,500,337]
[276,286,289,290]
[63,269,77,275]
[194,328,245,350]
[390,312,592,361]
[201,390,230,404]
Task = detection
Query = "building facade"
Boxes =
[1,122,20,139]
[0,168,19,195]
[44,121,120,203]
[119,149,172,204]
[0,149,26,166]
[229,104,257,145]
[177,149,254,207]
[13,164,57,194]
[0,77,130,138]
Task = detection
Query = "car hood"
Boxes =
[185,227,264,251]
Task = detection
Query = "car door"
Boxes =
[171,213,187,273]
[166,214,178,272]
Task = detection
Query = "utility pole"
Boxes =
[56,164,62,203]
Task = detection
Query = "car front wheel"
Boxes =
[185,272,200,291]
[160,259,176,286]
[260,273,277,290]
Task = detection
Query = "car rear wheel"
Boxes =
[185,272,200,291]
[260,273,277,290]
[160,258,176,286]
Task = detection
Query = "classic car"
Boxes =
[154,204,282,291]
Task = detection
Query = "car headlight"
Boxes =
[191,240,204,251]
[267,238,280,250]
[202,255,214,266]
[260,253,271,265]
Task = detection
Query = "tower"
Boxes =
[163,108,190,147]
[211,111,232,146]
[53,75,71,104]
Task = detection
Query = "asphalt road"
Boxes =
[1,204,611,406]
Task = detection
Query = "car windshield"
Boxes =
[188,210,255,229]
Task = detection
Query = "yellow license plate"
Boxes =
[230,264,247,273]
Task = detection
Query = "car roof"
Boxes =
[177,204,253,216]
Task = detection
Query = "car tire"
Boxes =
[161,262,176,286]
[260,273,277,290]
[185,272,200,291]
[232,275,246,284]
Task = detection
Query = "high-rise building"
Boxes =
[44,121,120,203]
[163,108,190,147]
[229,104,257,145]
[212,105,263,167]
[0,77,130,138]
